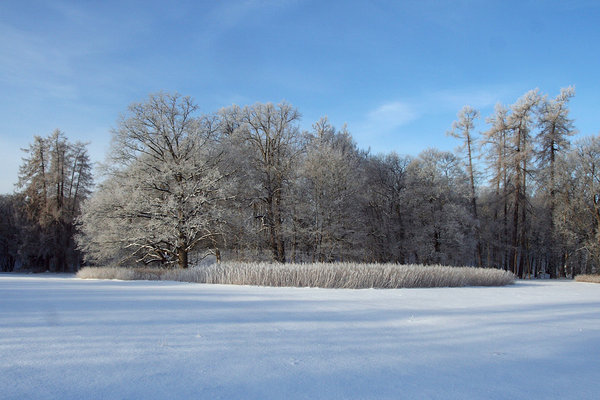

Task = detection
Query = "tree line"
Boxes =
[2,88,599,277]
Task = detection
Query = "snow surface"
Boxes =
[0,274,598,400]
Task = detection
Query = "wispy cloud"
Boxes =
[357,86,507,136]
[0,23,75,95]
[347,100,420,153]
[0,3,156,102]
[364,101,418,131]
[348,85,516,154]
[199,0,300,47]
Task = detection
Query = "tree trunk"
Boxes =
[177,247,188,269]
[466,136,482,267]
[512,186,520,276]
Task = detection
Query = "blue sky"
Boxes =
[1,0,599,193]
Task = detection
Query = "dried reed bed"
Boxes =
[78,262,515,288]
[574,274,600,284]
[76,266,165,281]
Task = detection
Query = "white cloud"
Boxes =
[0,22,80,101]
[0,23,71,77]
[200,0,300,47]
[348,86,515,154]
[347,100,420,154]
[359,87,503,135]
[365,101,418,131]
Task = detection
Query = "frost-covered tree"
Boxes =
[448,105,482,266]
[481,104,511,269]
[404,149,474,265]
[223,102,302,263]
[554,136,600,276]
[479,91,540,276]
[474,87,582,276]
[506,90,540,277]
[78,93,229,269]
[535,87,577,277]
[362,152,412,263]
[294,117,366,262]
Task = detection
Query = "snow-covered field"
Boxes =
[1,275,598,399]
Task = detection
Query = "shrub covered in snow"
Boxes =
[575,274,600,283]
[77,262,515,288]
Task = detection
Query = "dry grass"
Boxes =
[77,262,515,288]
[574,274,600,284]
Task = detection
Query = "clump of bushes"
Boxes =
[574,274,600,284]
[77,262,515,288]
